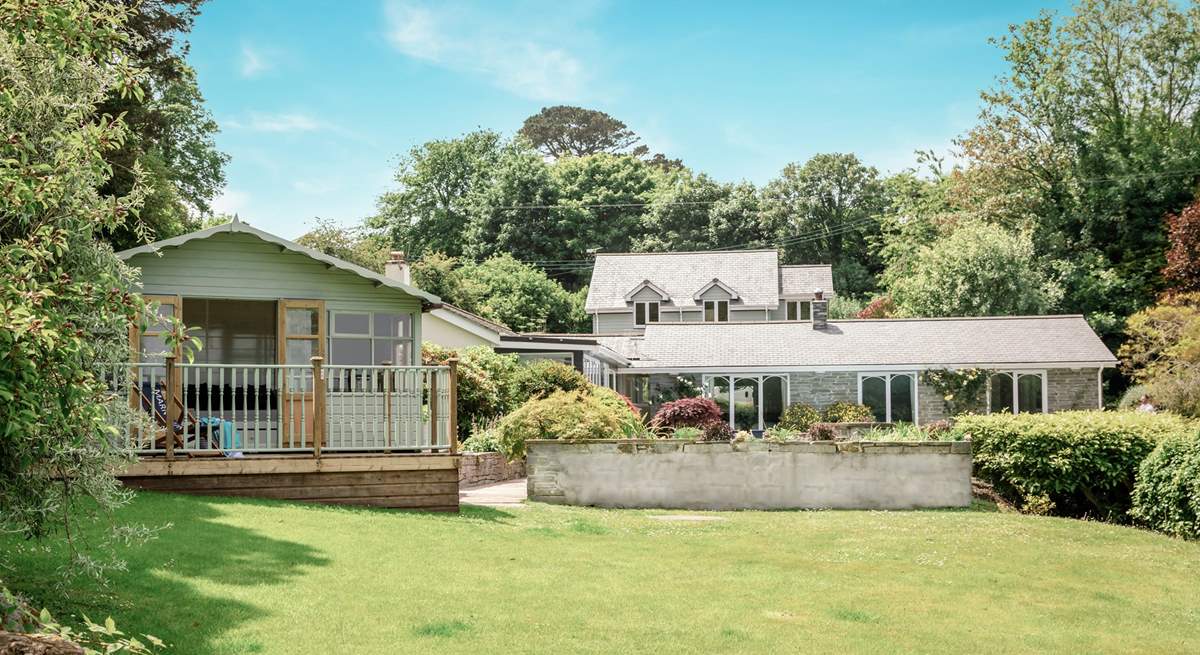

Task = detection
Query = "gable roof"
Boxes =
[117,219,440,304]
[779,265,835,298]
[623,279,670,301]
[593,315,1117,371]
[585,250,781,312]
[693,278,740,300]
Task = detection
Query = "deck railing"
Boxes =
[98,358,458,458]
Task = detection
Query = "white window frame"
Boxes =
[327,310,415,366]
[985,370,1049,415]
[634,301,659,326]
[857,372,919,424]
[785,300,812,321]
[703,299,729,322]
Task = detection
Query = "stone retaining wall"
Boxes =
[459,452,526,487]
[527,439,971,510]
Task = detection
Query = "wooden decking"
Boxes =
[120,453,460,512]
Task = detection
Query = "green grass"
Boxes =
[3,493,1199,654]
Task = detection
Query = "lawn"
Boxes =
[3,493,1199,655]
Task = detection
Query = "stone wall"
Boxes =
[787,371,857,409]
[527,439,972,510]
[1047,368,1101,412]
[458,452,526,487]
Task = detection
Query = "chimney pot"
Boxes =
[812,290,829,331]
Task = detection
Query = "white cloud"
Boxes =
[383,1,589,101]
[239,43,271,78]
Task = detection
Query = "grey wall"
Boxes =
[527,440,973,510]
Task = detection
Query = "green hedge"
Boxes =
[950,411,1194,520]
[1131,433,1200,539]
[496,390,627,459]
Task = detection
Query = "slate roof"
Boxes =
[585,250,789,312]
[779,265,836,299]
[592,315,1117,370]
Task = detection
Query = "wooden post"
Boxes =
[428,370,439,451]
[448,357,459,454]
[383,361,393,452]
[311,356,324,459]
[164,354,177,461]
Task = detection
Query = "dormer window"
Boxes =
[634,301,660,326]
[785,301,812,321]
[703,300,729,322]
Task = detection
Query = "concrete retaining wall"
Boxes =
[527,439,972,510]
[458,452,526,487]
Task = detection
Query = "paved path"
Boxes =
[460,478,527,508]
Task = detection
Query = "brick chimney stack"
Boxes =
[812,288,828,330]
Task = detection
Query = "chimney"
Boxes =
[812,288,828,330]
[384,251,410,285]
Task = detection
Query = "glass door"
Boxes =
[277,300,325,448]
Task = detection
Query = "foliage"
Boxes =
[949,411,1195,519]
[1164,200,1200,294]
[807,424,838,441]
[763,426,807,443]
[460,417,502,453]
[637,173,769,253]
[518,105,648,159]
[652,397,722,429]
[822,402,874,423]
[648,375,700,405]
[296,217,390,272]
[422,343,523,439]
[495,391,624,459]
[920,368,994,417]
[777,404,821,432]
[887,222,1060,317]
[0,0,167,555]
[701,421,735,442]
[1119,295,1200,416]
[672,426,702,440]
[515,359,591,401]
[591,385,638,417]
[826,295,865,320]
[858,422,955,442]
[855,295,895,319]
[715,399,757,430]
[1131,433,1200,539]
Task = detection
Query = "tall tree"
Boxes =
[637,173,767,252]
[761,153,887,296]
[518,105,649,159]
[296,217,390,272]
[1164,199,1200,295]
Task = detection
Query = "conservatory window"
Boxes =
[858,373,916,423]
[988,371,1046,415]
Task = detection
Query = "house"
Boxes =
[584,250,1117,431]
[113,219,460,511]
[584,250,833,331]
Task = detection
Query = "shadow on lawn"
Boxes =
[4,493,330,655]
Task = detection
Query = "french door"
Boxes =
[277,300,325,448]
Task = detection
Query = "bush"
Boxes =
[777,404,821,431]
[460,417,502,453]
[592,385,639,417]
[714,399,757,430]
[823,402,874,423]
[949,411,1195,520]
[1131,433,1200,539]
[652,397,722,429]
[702,421,735,442]
[495,390,624,459]
[764,426,807,443]
[515,359,591,401]
[807,424,837,441]
[423,343,523,439]
[672,426,703,440]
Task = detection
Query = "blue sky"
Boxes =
[189,0,1069,238]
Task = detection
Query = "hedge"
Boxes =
[950,411,1194,520]
[1131,433,1200,539]
[495,390,627,459]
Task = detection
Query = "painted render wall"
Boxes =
[594,307,777,332]
[527,439,973,510]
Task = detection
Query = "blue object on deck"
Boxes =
[198,417,243,456]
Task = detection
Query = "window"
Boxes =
[704,299,729,322]
[988,371,1045,414]
[634,301,659,326]
[859,373,916,423]
[327,311,414,366]
[785,301,812,321]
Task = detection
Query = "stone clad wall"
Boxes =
[458,452,526,486]
[787,372,857,409]
[527,440,972,510]
[1047,368,1101,412]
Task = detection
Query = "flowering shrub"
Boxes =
[652,397,722,429]
[822,402,874,423]
[777,404,821,431]
[702,421,735,442]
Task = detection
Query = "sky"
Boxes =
[188,0,1070,238]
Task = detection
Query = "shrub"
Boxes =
[714,399,757,430]
[495,390,624,459]
[460,417,502,453]
[777,404,821,431]
[652,397,722,428]
[592,385,639,417]
[672,426,703,440]
[733,430,754,443]
[423,343,523,438]
[807,424,838,441]
[949,411,1195,520]
[823,402,874,423]
[702,421,735,442]
[515,359,591,401]
[1131,433,1200,539]
[764,426,807,443]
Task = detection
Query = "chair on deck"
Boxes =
[138,381,223,455]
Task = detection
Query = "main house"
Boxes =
[580,250,1117,431]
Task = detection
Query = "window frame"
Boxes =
[785,300,812,321]
[704,299,730,322]
[327,310,415,366]
[986,370,1049,415]
[633,301,660,327]
[857,372,919,424]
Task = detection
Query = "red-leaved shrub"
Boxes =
[652,397,722,428]
[857,295,896,319]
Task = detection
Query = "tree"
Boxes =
[761,154,887,296]
[295,217,389,272]
[463,143,566,265]
[518,105,648,159]
[460,255,583,333]
[98,0,228,249]
[0,0,165,558]
[1118,294,1200,417]
[371,130,506,258]
[1164,200,1200,295]
[637,173,767,253]
[887,223,1061,317]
